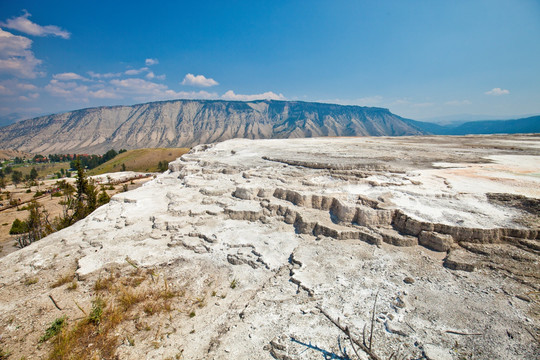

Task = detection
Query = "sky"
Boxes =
[0,0,539,123]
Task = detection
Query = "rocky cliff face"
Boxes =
[0,135,538,359]
[0,100,424,154]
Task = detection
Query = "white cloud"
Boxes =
[0,84,10,95]
[0,28,42,78]
[53,72,86,81]
[145,58,158,66]
[1,11,70,39]
[146,71,155,79]
[485,87,509,96]
[221,90,285,101]
[18,92,39,101]
[45,79,89,100]
[181,73,219,87]
[89,89,122,99]
[0,80,37,95]
[110,77,217,101]
[125,67,149,76]
[45,75,220,103]
[87,71,121,79]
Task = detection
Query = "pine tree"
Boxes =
[29,167,38,181]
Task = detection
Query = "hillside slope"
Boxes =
[0,100,424,154]
[88,148,190,174]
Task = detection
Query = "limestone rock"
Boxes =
[423,344,453,360]
[419,231,454,252]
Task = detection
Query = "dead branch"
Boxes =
[345,326,361,360]
[317,305,383,360]
[48,294,62,310]
[369,291,379,351]
[445,330,482,336]
[525,328,540,344]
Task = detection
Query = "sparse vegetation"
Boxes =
[23,277,38,286]
[0,347,11,359]
[46,267,189,359]
[230,279,238,289]
[40,316,67,343]
[67,281,78,291]
[51,273,74,288]
[9,218,27,235]
[12,200,51,248]
[158,160,168,172]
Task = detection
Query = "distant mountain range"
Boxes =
[0,100,424,154]
[405,115,540,135]
[0,99,537,155]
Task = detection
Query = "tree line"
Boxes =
[9,160,111,248]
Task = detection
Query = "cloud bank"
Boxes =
[181,73,219,87]
[221,90,285,101]
[485,88,509,96]
[0,11,70,39]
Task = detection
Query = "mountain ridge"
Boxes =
[404,115,540,135]
[0,99,425,154]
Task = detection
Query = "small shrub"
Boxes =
[26,189,31,193]
[9,218,27,235]
[118,287,144,311]
[94,274,115,292]
[0,347,11,359]
[24,277,38,286]
[51,274,73,288]
[40,316,67,342]
[88,297,106,325]
[67,281,78,291]
[126,335,135,346]
[189,311,196,318]
[230,279,238,289]
[34,191,44,197]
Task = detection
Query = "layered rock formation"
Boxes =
[0,135,538,359]
[0,100,424,154]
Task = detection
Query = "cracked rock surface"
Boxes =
[0,135,539,359]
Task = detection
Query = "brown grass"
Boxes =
[88,148,190,175]
[47,267,183,360]
[50,273,74,288]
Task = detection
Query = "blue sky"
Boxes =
[0,1,539,123]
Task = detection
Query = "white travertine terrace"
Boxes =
[0,135,538,359]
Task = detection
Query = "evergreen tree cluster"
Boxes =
[9,160,112,248]
[69,149,122,170]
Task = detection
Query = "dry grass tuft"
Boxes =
[50,273,74,288]
[23,277,38,286]
[47,267,185,359]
